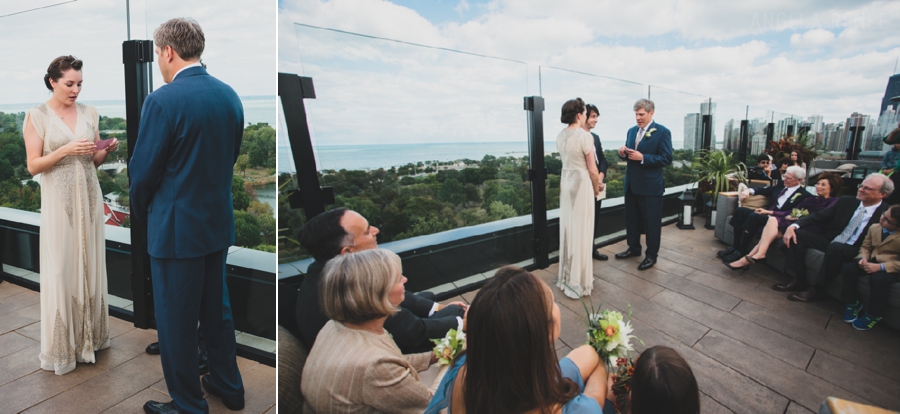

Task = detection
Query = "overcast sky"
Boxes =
[0,0,275,105]
[278,0,900,146]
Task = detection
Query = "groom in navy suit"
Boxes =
[130,18,245,414]
[617,99,673,270]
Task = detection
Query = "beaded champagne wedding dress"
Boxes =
[26,102,110,375]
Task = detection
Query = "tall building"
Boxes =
[684,113,701,151]
[749,118,768,155]
[880,74,900,115]
[807,115,824,135]
[722,119,736,151]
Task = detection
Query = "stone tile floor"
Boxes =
[443,216,900,414]
[0,282,275,414]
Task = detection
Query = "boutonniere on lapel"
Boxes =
[789,193,802,203]
[644,128,656,139]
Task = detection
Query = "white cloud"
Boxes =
[278,0,900,146]
[455,0,470,15]
[0,0,275,105]
[790,29,835,49]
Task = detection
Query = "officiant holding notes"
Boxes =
[584,103,609,261]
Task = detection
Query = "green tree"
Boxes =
[488,201,517,220]
[236,154,250,177]
[439,178,466,205]
[0,159,14,181]
[234,210,262,247]
[232,175,251,211]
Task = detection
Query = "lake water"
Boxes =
[277,140,629,172]
[0,96,275,127]
[256,182,276,210]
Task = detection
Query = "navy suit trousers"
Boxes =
[151,249,244,414]
[625,189,662,257]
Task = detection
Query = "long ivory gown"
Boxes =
[556,127,595,298]
[26,103,110,375]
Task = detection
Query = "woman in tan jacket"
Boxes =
[301,248,440,413]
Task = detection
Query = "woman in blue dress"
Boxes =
[425,266,614,414]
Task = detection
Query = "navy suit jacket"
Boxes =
[753,184,812,211]
[591,132,608,176]
[621,121,673,196]
[129,67,244,259]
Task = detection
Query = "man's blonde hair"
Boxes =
[154,17,205,61]
[320,249,402,324]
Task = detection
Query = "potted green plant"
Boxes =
[692,149,747,209]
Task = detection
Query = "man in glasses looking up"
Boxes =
[776,173,892,302]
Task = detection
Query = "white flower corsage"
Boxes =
[790,193,801,203]
[644,128,656,138]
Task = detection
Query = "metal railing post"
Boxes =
[524,96,549,269]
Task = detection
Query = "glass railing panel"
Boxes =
[709,100,747,154]
[747,106,772,157]
[536,66,645,249]
[282,23,532,287]
[537,66,644,202]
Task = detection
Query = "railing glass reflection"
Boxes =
[280,24,533,291]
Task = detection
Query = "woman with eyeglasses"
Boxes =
[839,204,900,330]
[726,172,842,272]
[23,56,117,375]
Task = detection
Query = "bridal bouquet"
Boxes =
[791,208,810,218]
[610,357,635,413]
[431,328,466,365]
[583,301,642,369]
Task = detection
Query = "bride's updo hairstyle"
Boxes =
[44,55,83,91]
[560,97,585,124]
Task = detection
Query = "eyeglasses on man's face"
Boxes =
[858,184,881,193]
[882,212,898,227]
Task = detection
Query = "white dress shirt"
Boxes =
[749,184,801,209]
[173,62,203,81]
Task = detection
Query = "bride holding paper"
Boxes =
[556,98,601,299]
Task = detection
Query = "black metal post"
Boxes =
[524,96,549,269]
[701,114,712,151]
[786,125,794,139]
[765,123,774,150]
[846,123,865,161]
[278,73,334,219]
[123,39,154,329]
[738,120,749,163]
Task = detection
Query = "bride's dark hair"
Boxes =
[44,55,83,91]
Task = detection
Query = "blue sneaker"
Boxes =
[843,302,863,323]
[852,313,882,331]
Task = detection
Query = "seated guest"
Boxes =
[628,346,700,414]
[776,173,891,300]
[840,204,900,330]
[302,249,439,413]
[790,150,806,171]
[725,173,841,271]
[746,154,775,181]
[719,166,811,263]
[425,266,613,414]
[880,137,900,176]
[295,208,466,352]
[774,156,791,186]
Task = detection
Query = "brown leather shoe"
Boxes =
[772,280,806,292]
[788,288,827,302]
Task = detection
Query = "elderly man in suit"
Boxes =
[776,174,892,304]
[583,103,609,260]
[295,208,467,354]
[616,99,673,271]
[840,204,900,330]
[130,18,245,414]
[719,166,812,263]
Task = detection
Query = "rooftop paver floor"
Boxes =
[443,216,900,414]
[0,281,275,414]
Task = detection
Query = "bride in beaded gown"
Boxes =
[23,56,117,375]
[556,98,601,299]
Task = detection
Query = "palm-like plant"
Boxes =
[692,150,747,206]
